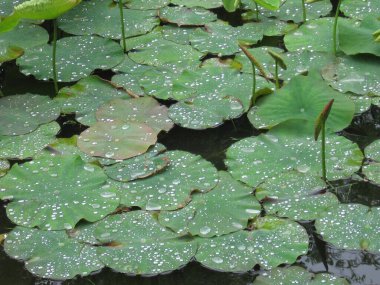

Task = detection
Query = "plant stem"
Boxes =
[118,0,127,52]
[274,61,279,90]
[321,121,326,181]
[302,0,307,22]
[254,2,259,21]
[52,19,58,95]
[252,62,256,99]
[333,0,343,55]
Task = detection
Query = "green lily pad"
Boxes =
[168,93,244,130]
[322,55,380,97]
[350,94,380,113]
[170,0,222,9]
[159,6,217,26]
[190,21,264,55]
[112,55,153,74]
[0,159,10,177]
[363,163,380,185]
[225,132,363,187]
[95,211,197,275]
[315,203,380,252]
[0,0,25,16]
[119,150,219,210]
[0,23,48,63]
[4,227,103,280]
[59,0,159,39]
[341,0,380,20]
[260,0,332,23]
[56,76,130,126]
[17,36,124,82]
[339,15,380,57]
[195,216,309,271]
[248,71,355,133]
[264,192,340,221]
[0,155,119,230]
[255,171,326,201]
[161,25,197,45]
[77,121,157,160]
[365,139,380,161]
[254,266,349,285]
[123,0,170,10]
[0,122,60,160]
[96,97,174,133]
[104,143,169,182]
[0,94,60,136]
[158,171,260,237]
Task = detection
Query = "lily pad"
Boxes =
[321,55,380,97]
[56,76,129,126]
[254,266,349,285]
[365,139,380,161]
[77,121,157,160]
[225,132,363,187]
[59,0,159,39]
[339,15,380,57]
[161,25,197,45]
[158,171,260,237]
[0,155,119,230]
[190,21,264,55]
[95,211,197,275]
[159,6,217,26]
[0,94,60,136]
[104,143,169,182]
[123,0,170,10]
[4,227,103,280]
[363,163,380,185]
[341,0,380,20]
[248,71,355,133]
[17,36,124,82]
[195,216,309,271]
[119,150,219,210]
[264,192,340,221]
[0,0,25,16]
[170,0,222,9]
[0,122,60,160]
[168,93,244,130]
[96,97,174,133]
[0,23,48,63]
[315,203,380,252]
[0,160,10,177]
[255,171,326,201]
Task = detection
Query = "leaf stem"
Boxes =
[274,61,279,90]
[118,0,127,52]
[321,121,326,181]
[333,0,343,55]
[302,0,307,22]
[252,62,256,99]
[52,19,58,95]
[255,2,259,21]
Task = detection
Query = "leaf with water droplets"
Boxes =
[104,143,169,182]
[159,6,217,26]
[161,25,197,45]
[159,171,260,237]
[96,97,174,133]
[0,121,60,160]
[78,120,157,160]
[248,71,355,134]
[341,0,380,20]
[168,93,244,130]
[0,94,60,136]
[225,131,363,187]
[0,155,119,230]
[365,139,380,162]
[95,211,197,275]
[17,35,124,82]
[254,266,349,284]
[0,160,10,177]
[170,0,223,9]
[362,163,380,185]
[195,216,309,271]
[315,203,380,252]
[119,150,219,210]
[4,227,103,280]
[122,0,170,10]
[59,0,159,40]
[55,76,129,126]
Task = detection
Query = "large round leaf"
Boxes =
[315,203,380,252]
[363,163,380,185]
[365,139,380,161]
[170,0,222,9]
[248,71,355,133]
[96,97,174,133]
[0,94,60,136]
[77,121,157,160]
[59,0,159,39]
[17,36,124,82]
[0,121,60,160]
[4,227,103,280]
[254,267,349,285]
[119,150,219,210]
[123,0,170,10]
[55,76,130,126]
[94,211,197,275]
[168,93,244,130]
[159,6,217,26]
[158,171,260,237]
[0,155,119,230]
[341,0,380,20]
[225,132,363,187]
[195,216,309,271]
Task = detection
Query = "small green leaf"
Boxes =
[223,0,240,12]
[254,0,281,11]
